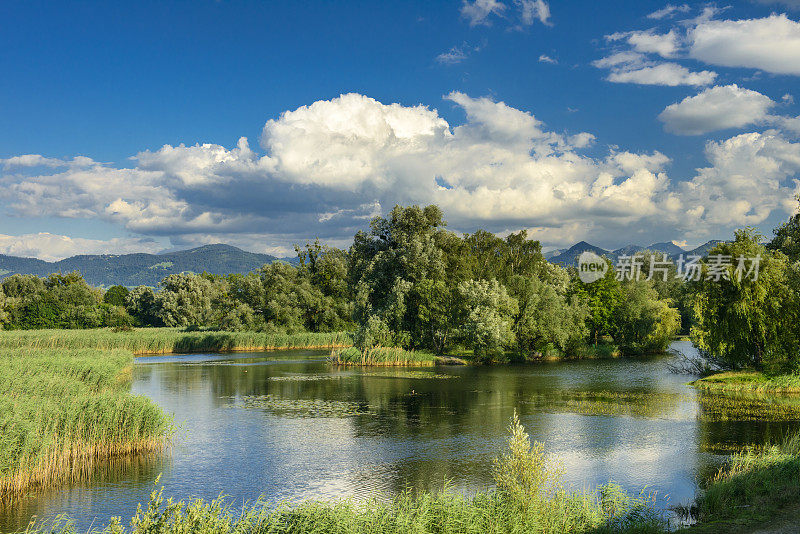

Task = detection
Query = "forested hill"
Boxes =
[0,244,285,287]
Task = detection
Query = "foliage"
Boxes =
[690,228,800,370]
[768,194,800,262]
[569,263,622,344]
[103,285,130,307]
[458,278,518,358]
[611,280,680,354]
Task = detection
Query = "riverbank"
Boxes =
[0,346,171,500]
[0,328,351,355]
[680,433,800,533]
[692,371,800,394]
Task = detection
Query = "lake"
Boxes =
[4,340,799,531]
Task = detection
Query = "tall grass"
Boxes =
[0,347,171,499]
[0,328,351,355]
[329,346,436,367]
[25,414,665,534]
[692,431,800,527]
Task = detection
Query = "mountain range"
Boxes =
[0,244,288,287]
[545,240,725,267]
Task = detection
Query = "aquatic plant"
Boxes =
[0,347,171,499]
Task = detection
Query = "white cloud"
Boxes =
[647,4,690,20]
[658,84,776,135]
[689,14,800,75]
[436,46,469,64]
[605,62,717,86]
[538,54,557,64]
[4,93,800,252]
[608,29,681,58]
[678,132,800,228]
[0,233,164,262]
[516,0,551,26]
[460,0,506,26]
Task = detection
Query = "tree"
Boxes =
[458,278,518,358]
[611,280,680,354]
[103,285,130,307]
[155,273,222,327]
[691,228,800,370]
[126,286,164,327]
[349,205,449,349]
[569,263,622,344]
[512,275,588,358]
[769,194,800,261]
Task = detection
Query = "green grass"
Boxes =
[692,371,800,393]
[0,328,351,355]
[680,432,800,533]
[329,346,436,367]
[0,347,171,499]
[26,414,666,534]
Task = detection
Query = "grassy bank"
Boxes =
[329,346,436,367]
[0,328,351,355]
[681,432,800,533]
[0,347,171,499]
[692,371,800,393]
[26,414,665,534]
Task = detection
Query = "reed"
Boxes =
[0,347,171,499]
[329,346,436,367]
[0,328,351,355]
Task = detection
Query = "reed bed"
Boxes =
[0,347,171,499]
[0,328,352,355]
[329,346,436,367]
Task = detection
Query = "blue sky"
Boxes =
[1,0,800,260]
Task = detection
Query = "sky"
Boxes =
[2,0,800,260]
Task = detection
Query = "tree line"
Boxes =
[1,202,798,367]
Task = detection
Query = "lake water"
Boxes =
[4,340,800,532]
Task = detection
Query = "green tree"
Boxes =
[611,280,680,354]
[769,194,800,261]
[103,285,130,307]
[512,275,588,358]
[125,286,164,327]
[156,273,222,327]
[691,228,800,369]
[458,278,518,358]
[570,263,622,344]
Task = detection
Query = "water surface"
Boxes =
[4,341,799,531]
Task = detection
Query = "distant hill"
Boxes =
[548,241,611,266]
[0,244,289,287]
[548,240,726,267]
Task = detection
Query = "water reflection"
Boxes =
[4,341,800,532]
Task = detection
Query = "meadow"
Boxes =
[0,346,171,499]
[692,371,800,394]
[0,328,351,355]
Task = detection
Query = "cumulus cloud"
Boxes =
[516,0,551,26]
[538,54,557,64]
[0,233,163,262]
[436,46,469,64]
[3,92,800,254]
[689,14,800,75]
[604,62,717,86]
[658,84,776,135]
[607,29,681,58]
